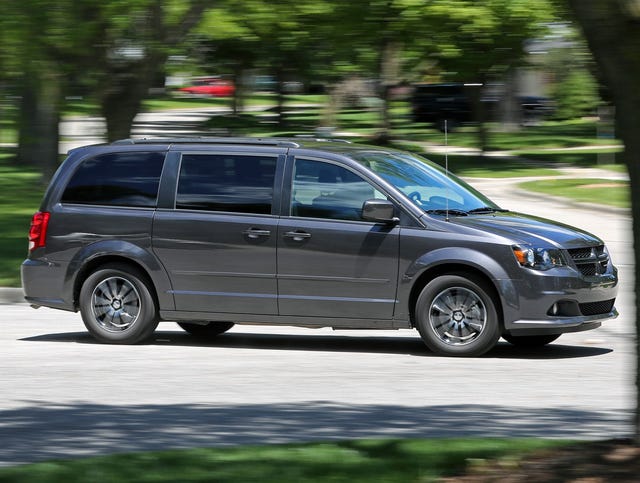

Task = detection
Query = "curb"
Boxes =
[0,288,25,305]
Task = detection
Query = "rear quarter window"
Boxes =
[61,152,165,207]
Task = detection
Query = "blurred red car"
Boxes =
[178,77,235,97]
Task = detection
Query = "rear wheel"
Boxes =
[79,264,159,344]
[178,321,234,338]
[502,333,561,347]
[415,274,501,356]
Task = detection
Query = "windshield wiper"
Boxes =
[426,209,468,217]
[466,207,509,214]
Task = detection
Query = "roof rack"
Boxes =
[112,137,301,148]
[294,135,352,144]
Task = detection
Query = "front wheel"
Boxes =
[178,321,234,338]
[415,274,501,356]
[79,264,159,344]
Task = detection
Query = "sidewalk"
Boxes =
[0,287,24,305]
[466,166,629,216]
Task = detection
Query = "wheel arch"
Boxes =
[68,242,174,312]
[407,263,505,331]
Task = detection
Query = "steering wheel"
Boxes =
[408,191,422,203]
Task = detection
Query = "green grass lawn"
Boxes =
[416,152,559,178]
[0,438,569,482]
[515,149,626,171]
[518,178,629,209]
[402,119,619,150]
[0,153,45,287]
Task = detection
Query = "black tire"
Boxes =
[178,321,234,338]
[415,274,501,356]
[502,333,561,347]
[79,264,159,344]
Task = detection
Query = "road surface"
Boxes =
[0,169,634,466]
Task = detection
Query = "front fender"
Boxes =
[405,246,512,280]
[399,246,520,324]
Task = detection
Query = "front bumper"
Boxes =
[501,266,618,336]
[505,310,617,336]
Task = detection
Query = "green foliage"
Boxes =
[551,69,600,120]
[419,0,556,81]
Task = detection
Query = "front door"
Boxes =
[277,158,400,320]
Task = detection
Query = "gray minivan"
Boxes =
[21,138,618,356]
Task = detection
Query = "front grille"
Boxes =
[579,299,615,316]
[567,245,609,277]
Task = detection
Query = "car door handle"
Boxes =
[283,230,312,242]
[243,228,271,239]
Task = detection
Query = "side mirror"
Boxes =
[362,199,399,224]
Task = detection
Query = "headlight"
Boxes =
[512,245,566,270]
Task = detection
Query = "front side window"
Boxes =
[291,158,385,221]
[176,154,277,214]
[61,152,165,207]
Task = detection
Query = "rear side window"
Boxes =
[61,152,165,207]
[176,154,277,214]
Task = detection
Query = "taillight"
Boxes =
[28,211,50,252]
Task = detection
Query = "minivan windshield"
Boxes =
[351,150,501,214]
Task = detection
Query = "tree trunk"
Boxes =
[468,82,489,153]
[231,66,244,116]
[374,39,400,145]
[99,0,208,142]
[567,0,640,444]
[275,67,286,127]
[625,102,640,446]
[16,68,61,181]
[499,68,521,131]
[100,66,149,142]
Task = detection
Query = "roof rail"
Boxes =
[112,137,301,148]
[294,135,352,144]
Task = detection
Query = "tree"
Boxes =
[541,25,602,120]
[3,0,211,177]
[565,0,640,443]
[95,0,210,141]
[2,0,103,177]
[421,0,555,149]
[314,1,555,145]
[195,0,336,125]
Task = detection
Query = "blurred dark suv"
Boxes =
[411,83,553,130]
[22,138,618,356]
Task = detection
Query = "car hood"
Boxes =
[445,211,604,248]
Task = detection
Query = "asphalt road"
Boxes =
[1,166,635,467]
